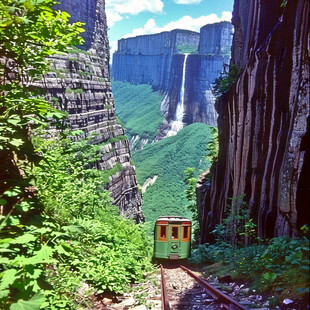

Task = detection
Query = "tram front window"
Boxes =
[171,226,179,240]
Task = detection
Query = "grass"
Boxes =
[175,45,198,54]
[111,81,164,144]
[65,88,83,94]
[132,123,214,232]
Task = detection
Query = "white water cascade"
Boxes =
[166,53,189,137]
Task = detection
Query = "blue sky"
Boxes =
[106,0,234,54]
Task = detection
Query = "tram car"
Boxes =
[153,216,191,260]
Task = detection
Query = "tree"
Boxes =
[0,1,84,307]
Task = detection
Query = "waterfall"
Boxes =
[166,54,188,137]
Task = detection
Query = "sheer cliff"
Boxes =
[41,0,144,222]
[112,22,233,139]
[199,0,309,242]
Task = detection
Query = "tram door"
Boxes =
[169,225,180,259]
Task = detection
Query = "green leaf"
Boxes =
[25,116,46,125]
[0,269,18,290]
[55,244,71,256]
[62,224,84,234]
[32,244,55,263]
[7,115,22,125]
[10,292,45,310]
[10,234,37,244]
[9,139,24,147]
[0,289,10,299]
[0,248,16,253]
[70,130,84,136]
[46,110,67,119]
[4,188,21,197]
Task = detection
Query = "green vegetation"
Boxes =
[77,70,94,78]
[184,168,199,241]
[32,132,152,301]
[191,236,309,302]
[190,195,309,304]
[281,0,287,8]
[102,135,127,145]
[212,64,242,98]
[66,45,91,56]
[68,56,79,62]
[175,45,198,54]
[49,68,70,79]
[132,123,216,230]
[112,81,164,144]
[0,1,153,308]
[65,88,83,94]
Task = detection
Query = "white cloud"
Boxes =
[106,0,164,27]
[122,11,232,39]
[221,11,232,21]
[173,0,202,4]
[106,11,123,27]
[109,40,118,57]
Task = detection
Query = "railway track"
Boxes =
[160,264,249,310]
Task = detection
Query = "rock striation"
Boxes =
[112,22,233,139]
[199,0,309,242]
[42,0,144,222]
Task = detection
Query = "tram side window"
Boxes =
[171,226,179,240]
[159,226,167,240]
[182,226,190,241]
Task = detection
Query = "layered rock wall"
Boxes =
[199,21,233,56]
[200,0,309,242]
[43,0,144,221]
[117,30,200,56]
[113,30,200,91]
[112,23,233,138]
[112,54,172,91]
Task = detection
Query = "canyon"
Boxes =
[199,0,309,242]
[45,0,309,240]
[112,22,233,142]
[41,0,144,222]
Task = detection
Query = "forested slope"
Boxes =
[132,123,216,228]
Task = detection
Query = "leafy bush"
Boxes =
[0,2,153,305]
[0,0,84,308]
[212,64,242,98]
[32,132,153,306]
[190,236,309,297]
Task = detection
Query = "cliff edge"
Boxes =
[200,0,309,242]
[43,0,144,221]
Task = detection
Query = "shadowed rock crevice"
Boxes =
[199,0,309,242]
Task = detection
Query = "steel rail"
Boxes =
[160,264,170,310]
[180,265,248,310]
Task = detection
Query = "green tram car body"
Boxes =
[153,216,191,260]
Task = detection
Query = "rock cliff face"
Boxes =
[42,0,144,222]
[112,22,233,139]
[200,0,309,242]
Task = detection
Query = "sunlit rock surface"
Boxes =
[42,0,144,222]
